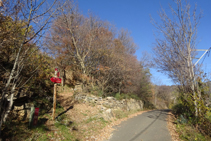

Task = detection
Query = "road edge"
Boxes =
[167,111,180,141]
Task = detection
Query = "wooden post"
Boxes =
[53,83,57,120]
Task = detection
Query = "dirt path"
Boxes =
[57,92,74,110]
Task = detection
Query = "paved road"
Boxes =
[108,109,172,141]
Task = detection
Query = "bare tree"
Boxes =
[48,7,106,74]
[152,0,202,116]
[46,3,116,90]
[0,0,66,135]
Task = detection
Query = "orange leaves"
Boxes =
[96,65,111,73]
[44,7,151,96]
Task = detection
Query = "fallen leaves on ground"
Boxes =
[94,110,149,141]
[167,112,180,141]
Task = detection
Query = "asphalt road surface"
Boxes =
[108,109,172,141]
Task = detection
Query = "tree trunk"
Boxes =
[3,84,16,122]
[187,47,198,117]
[118,82,122,95]
[91,76,94,89]
[155,93,157,106]
[61,69,66,91]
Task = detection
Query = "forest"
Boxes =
[0,0,156,137]
[1,0,211,140]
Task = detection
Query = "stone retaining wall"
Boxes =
[74,93,144,120]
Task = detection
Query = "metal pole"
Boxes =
[191,47,210,116]
[194,49,209,67]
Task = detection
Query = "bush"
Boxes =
[114,93,140,100]
[143,101,155,109]
[172,103,188,116]
[206,110,211,122]
[176,123,208,141]
[198,117,211,137]
[114,93,122,100]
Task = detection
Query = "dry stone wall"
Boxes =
[74,93,144,121]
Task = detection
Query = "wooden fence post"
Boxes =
[53,83,57,120]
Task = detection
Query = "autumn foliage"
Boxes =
[45,5,152,99]
[0,0,153,136]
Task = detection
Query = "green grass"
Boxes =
[82,113,88,116]
[176,123,208,141]
[30,105,77,141]
[99,117,109,126]
[86,117,98,123]
[54,122,75,140]
[171,106,211,141]
[90,86,104,97]
[114,93,140,100]
[35,133,48,141]
[206,110,211,122]
[113,109,128,119]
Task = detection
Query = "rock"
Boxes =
[13,103,31,120]
[138,100,144,110]
[74,84,82,92]
[74,94,144,112]
[74,93,87,100]
[102,102,109,107]
[102,109,114,121]
[98,105,106,111]
[98,97,102,101]
[126,99,142,111]
[87,97,95,102]
[102,102,114,108]
[106,97,115,101]
[14,105,24,111]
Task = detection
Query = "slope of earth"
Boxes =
[56,92,107,140]
[56,92,149,141]
[1,87,149,141]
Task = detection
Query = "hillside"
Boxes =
[2,85,149,141]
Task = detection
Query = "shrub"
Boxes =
[114,93,140,100]
[143,101,155,109]
[206,110,211,122]
[114,93,122,100]
[172,103,188,117]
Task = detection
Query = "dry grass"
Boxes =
[56,92,149,141]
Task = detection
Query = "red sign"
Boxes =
[50,77,62,83]
[33,108,39,125]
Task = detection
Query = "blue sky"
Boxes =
[76,0,211,85]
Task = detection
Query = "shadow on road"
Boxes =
[146,109,171,122]
[129,109,171,141]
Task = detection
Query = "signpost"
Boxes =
[50,68,61,120]
[50,77,62,83]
